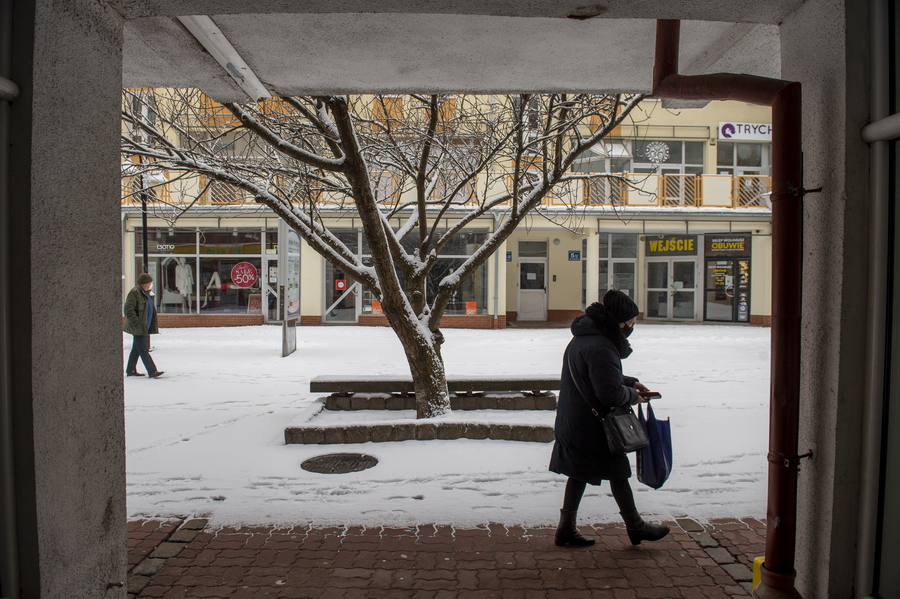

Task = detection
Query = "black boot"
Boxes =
[620,510,670,545]
[555,508,595,546]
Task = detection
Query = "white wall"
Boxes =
[781,0,872,596]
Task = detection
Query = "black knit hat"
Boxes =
[602,289,639,323]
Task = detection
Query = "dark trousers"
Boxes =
[563,477,637,514]
[126,335,157,376]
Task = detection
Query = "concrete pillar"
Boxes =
[8,1,127,597]
[584,225,600,306]
[780,0,871,596]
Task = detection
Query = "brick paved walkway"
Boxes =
[127,517,765,598]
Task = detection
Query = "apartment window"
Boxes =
[717,142,770,175]
[633,140,705,175]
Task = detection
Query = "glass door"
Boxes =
[324,263,358,322]
[704,259,751,323]
[646,258,698,320]
[705,260,735,321]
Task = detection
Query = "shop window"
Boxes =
[199,228,262,254]
[330,228,489,319]
[132,226,274,317]
[400,230,489,315]
[199,258,263,314]
[598,233,638,299]
[135,227,196,255]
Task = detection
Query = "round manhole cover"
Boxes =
[301,453,378,474]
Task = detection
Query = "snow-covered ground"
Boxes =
[125,323,770,528]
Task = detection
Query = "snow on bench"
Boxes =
[310,374,559,396]
[310,374,560,411]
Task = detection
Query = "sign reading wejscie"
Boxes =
[645,235,698,256]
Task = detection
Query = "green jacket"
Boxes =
[123,286,159,336]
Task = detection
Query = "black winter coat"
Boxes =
[549,312,640,484]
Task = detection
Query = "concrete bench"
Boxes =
[310,374,560,411]
[310,374,560,396]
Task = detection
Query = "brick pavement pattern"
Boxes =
[128,518,766,599]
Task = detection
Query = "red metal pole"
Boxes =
[652,19,804,599]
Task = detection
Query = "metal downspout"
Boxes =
[857,1,891,596]
[652,20,805,599]
[0,0,19,595]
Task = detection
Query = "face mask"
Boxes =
[622,325,634,338]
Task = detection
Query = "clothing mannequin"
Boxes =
[175,257,194,313]
[202,271,221,309]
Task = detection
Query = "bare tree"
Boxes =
[122,91,644,418]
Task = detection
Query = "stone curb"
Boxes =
[325,392,557,411]
[285,422,555,444]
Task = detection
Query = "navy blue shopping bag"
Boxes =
[636,402,672,489]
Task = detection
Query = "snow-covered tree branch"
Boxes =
[122,90,644,418]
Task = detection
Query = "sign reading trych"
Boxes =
[230,261,258,288]
[719,122,772,141]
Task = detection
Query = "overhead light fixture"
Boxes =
[177,15,271,102]
[567,4,606,20]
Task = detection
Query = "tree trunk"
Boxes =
[391,322,450,418]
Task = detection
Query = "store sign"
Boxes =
[285,229,301,318]
[230,261,258,288]
[506,251,512,262]
[706,235,752,256]
[335,279,347,291]
[645,235,698,256]
[719,122,772,141]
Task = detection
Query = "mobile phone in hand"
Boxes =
[638,391,662,399]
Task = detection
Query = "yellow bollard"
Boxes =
[752,556,765,589]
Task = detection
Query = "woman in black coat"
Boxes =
[549,289,669,546]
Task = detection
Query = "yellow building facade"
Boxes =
[122,97,773,327]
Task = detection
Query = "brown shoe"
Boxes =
[126,372,146,377]
[149,371,164,379]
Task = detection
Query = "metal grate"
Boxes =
[301,453,379,474]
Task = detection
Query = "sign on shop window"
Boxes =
[230,261,259,288]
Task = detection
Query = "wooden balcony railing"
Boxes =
[123,171,773,210]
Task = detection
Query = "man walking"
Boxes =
[124,272,164,378]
